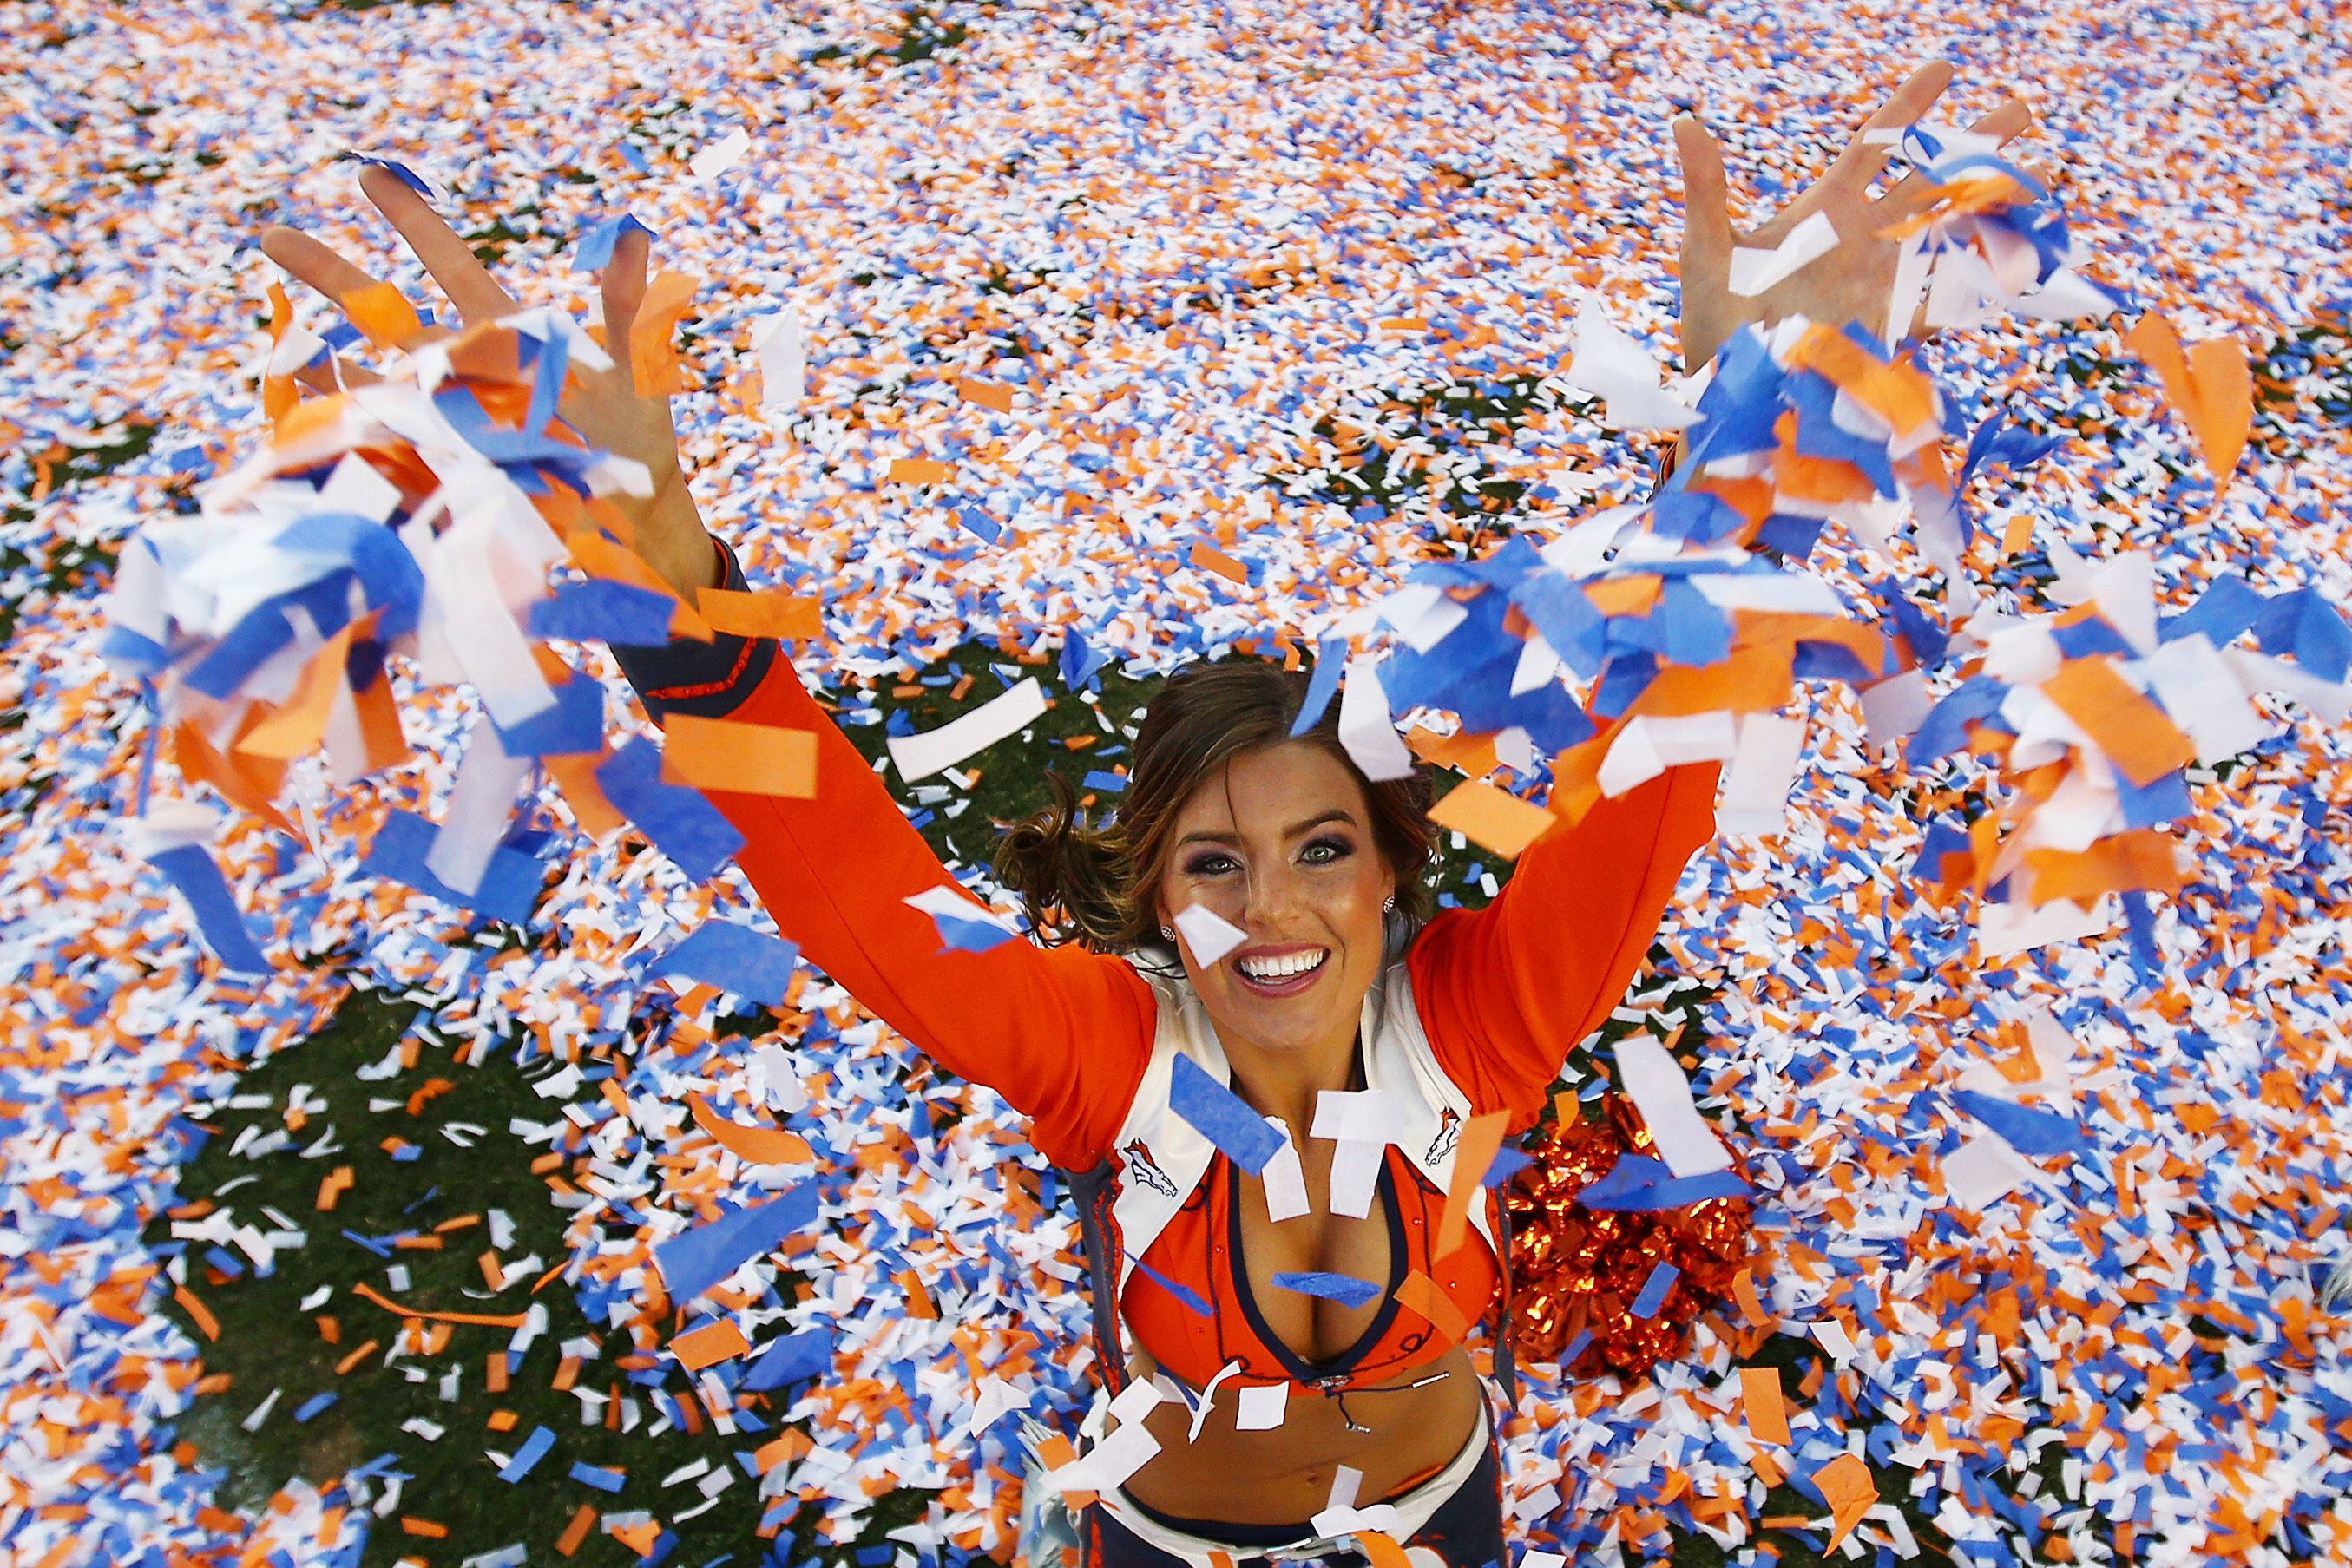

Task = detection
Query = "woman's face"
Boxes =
[1154,742,1397,1064]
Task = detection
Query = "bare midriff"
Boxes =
[1116,1343,1483,1525]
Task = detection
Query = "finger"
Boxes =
[357,162,519,325]
[1673,115,1736,267]
[1832,59,1957,188]
[601,221,652,385]
[1882,96,2037,207]
[259,226,391,312]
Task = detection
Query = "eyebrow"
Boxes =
[1176,809,1358,850]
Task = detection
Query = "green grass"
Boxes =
[144,984,934,1565]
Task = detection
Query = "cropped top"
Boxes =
[1117,1144,1499,1397]
[613,536,1720,1394]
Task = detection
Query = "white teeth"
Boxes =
[1236,949,1327,981]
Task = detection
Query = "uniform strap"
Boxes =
[1067,1158,1132,1398]
[1491,1179,1519,1406]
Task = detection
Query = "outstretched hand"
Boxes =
[256,165,713,593]
[1672,62,2040,372]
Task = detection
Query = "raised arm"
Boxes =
[255,170,1153,1169]
[1407,758,1720,1128]
[613,535,1156,1171]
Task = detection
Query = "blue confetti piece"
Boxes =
[1081,770,1127,792]
[1483,1146,1534,1188]
[1630,1261,1679,1320]
[1290,633,1347,738]
[1271,1271,1381,1309]
[1576,1154,1753,1211]
[956,506,1001,544]
[2256,587,2352,683]
[1167,1055,1284,1175]
[595,737,746,882]
[568,1460,627,1493]
[496,1426,556,1482]
[1132,1257,1212,1317]
[649,921,798,1007]
[1952,1090,2087,1158]
[293,1393,338,1423]
[742,1328,832,1393]
[653,1183,820,1303]
[529,578,678,647]
[358,156,437,200]
[1060,629,1108,692]
[571,212,658,274]
[927,908,1019,954]
[359,809,545,927]
[494,675,606,765]
[141,843,273,975]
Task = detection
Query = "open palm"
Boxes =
[1672,62,2037,371]
[256,164,712,591]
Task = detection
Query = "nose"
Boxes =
[1242,857,1313,931]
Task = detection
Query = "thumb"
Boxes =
[601,223,652,389]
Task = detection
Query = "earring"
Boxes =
[1160,924,1176,941]
[1383,894,1396,913]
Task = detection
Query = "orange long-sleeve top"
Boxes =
[617,538,1720,1388]
[624,543,1719,1169]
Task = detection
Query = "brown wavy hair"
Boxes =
[992,657,1438,955]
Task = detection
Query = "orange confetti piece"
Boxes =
[753,1430,812,1473]
[174,1285,219,1342]
[956,376,1015,413]
[611,1520,663,1558]
[888,456,954,485]
[670,1317,752,1370]
[2036,657,2198,788]
[350,1283,529,1329]
[1404,724,1501,779]
[1188,541,1248,584]
[2021,830,2184,904]
[1732,1267,1770,1327]
[398,1519,448,1539]
[1792,323,1937,439]
[690,1094,817,1166]
[1355,1532,1414,1568]
[1814,1452,1879,1551]
[334,1339,381,1376]
[1582,574,1662,618]
[2123,312,2251,495]
[555,1506,597,1558]
[695,587,823,640]
[1434,1110,1508,1260]
[342,282,424,351]
[1426,778,1558,860]
[1393,1269,1472,1344]
[1741,1366,1792,1445]
[315,1166,354,1212]
[630,269,701,398]
[545,751,627,837]
[659,713,818,797]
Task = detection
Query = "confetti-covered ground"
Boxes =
[5,1,2352,1565]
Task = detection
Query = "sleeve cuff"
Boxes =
[608,535,779,721]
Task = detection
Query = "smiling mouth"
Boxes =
[1232,949,1329,994]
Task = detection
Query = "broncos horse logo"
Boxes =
[1425,1105,1462,1165]
[1120,1138,1179,1198]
